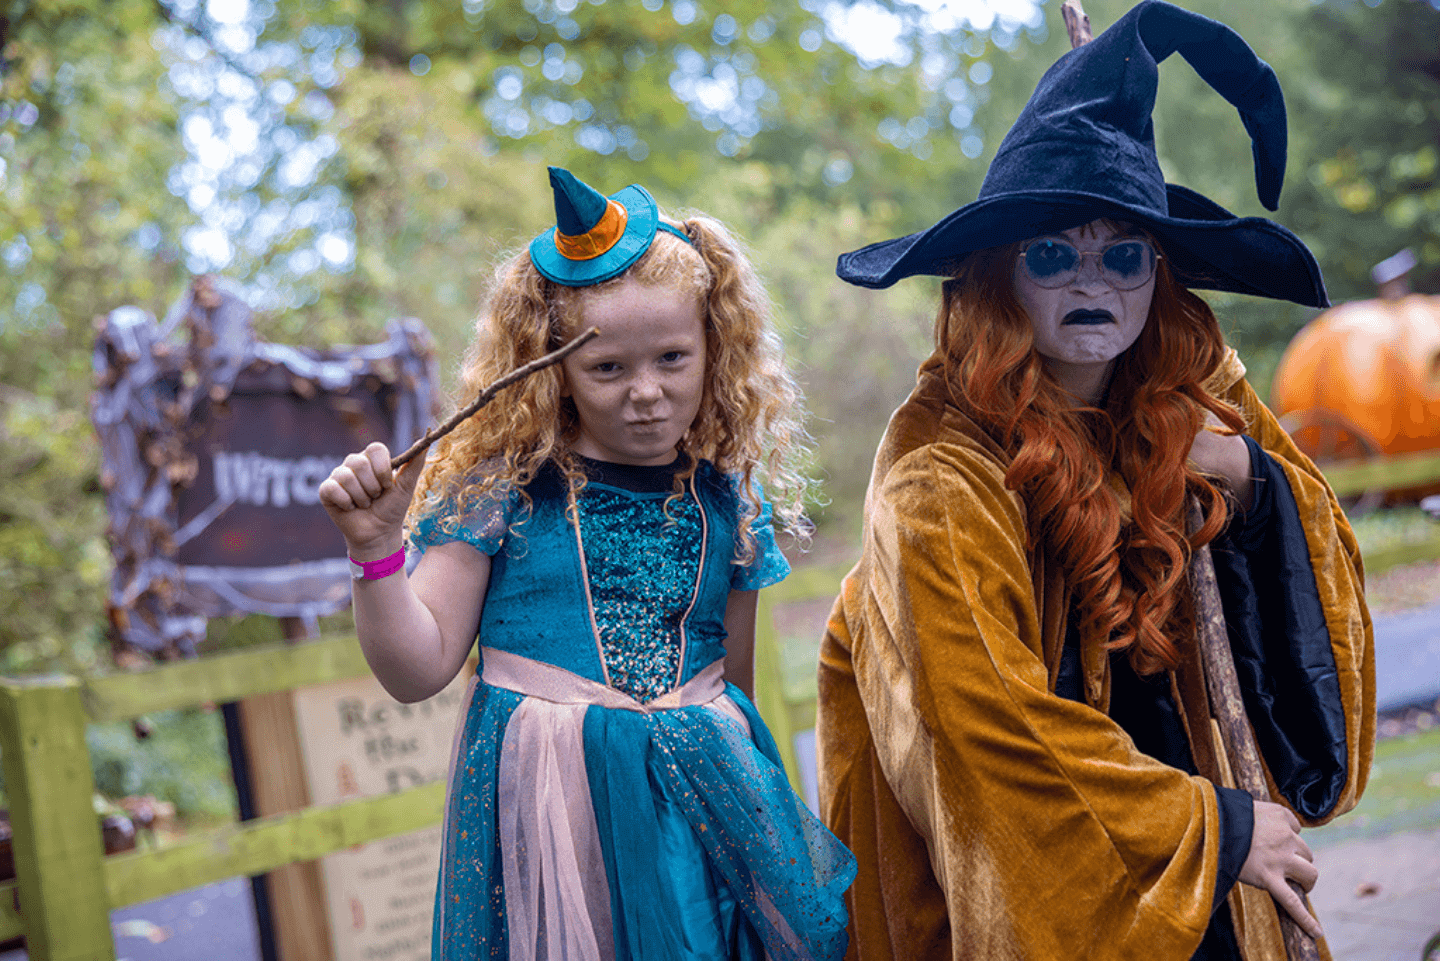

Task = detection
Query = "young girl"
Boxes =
[319,167,855,961]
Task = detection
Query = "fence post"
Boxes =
[0,676,114,961]
[754,595,804,793]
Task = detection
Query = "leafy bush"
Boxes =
[85,708,238,825]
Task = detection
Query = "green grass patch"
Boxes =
[1309,724,1440,848]
[1347,506,1440,575]
[86,707,239,826]
[1350,507,1440,557]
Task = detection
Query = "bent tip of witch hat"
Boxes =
[837,0,1329,308]
[529,167,664,287]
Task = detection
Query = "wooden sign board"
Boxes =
[92,275,437,657]
[291,671,473,961]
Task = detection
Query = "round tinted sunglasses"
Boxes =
[1017,238,1161,290]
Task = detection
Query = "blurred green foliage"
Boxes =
[86,708,239,824]
[1,0,1437,685]
[1286,0,1440,302]
[0,386,111,674]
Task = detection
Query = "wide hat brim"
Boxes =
[839,1,1329,309]
[837,185,1328,308]
[530,183,660,287]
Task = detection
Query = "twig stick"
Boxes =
[390,326,600,470]
[1062,0,1093,47]
[1187,498,1321,961]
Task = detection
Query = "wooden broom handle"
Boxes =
[1187,498,1321,961]
[1051,3,1323,956]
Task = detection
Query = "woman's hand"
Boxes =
[1189,411,1254,508]
[318,441,420,558]
[1239,799,1323,940]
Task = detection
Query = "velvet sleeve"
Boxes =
[1218,376,1375,825]
[845,438,1228,958]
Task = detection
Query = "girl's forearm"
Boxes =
[351,570,452,702]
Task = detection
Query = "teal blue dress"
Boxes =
[410,456,855,961]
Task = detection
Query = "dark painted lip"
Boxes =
[1062,309,1115,326]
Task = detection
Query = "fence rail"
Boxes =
[1320,449,1440,499]
[0,634,407,959]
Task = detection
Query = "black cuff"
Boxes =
[1213,784,1254,912]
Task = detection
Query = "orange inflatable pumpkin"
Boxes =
[1271,293,1440,500]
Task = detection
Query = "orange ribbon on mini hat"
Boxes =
[554,199,629,261]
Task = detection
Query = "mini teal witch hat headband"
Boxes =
[529,167,693,287]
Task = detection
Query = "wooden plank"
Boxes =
[765,562,853,602]
[753,564,849,794]
[81,634,371,723]
[0,880,23,943]
[754,592,802,791]
[1323,450,1440,498]
[240,688,333,961]
[102,783,446,909]
[240,615,334,961]
[0,678,115,961]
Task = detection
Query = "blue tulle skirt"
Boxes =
[432,675,854,961]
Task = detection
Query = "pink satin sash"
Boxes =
[483,647,750,961]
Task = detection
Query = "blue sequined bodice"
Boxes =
[577,484,703,702]
[407,457,790,694]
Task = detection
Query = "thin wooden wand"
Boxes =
[389,326,600,470]
[1187,497,1322,961]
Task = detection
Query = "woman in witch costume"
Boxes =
[815,3,1373,959]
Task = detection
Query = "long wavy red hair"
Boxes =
[937,237,1246,674]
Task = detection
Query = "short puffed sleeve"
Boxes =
[729,478,790,592]
[406,482,518,559]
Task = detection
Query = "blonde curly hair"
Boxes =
[408,212,814,563]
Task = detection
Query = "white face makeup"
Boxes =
[1012,219,1157,402]
[560,278,707,466]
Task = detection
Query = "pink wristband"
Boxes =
[348,547,406,581]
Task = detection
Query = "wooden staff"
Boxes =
[1057,3,1321,957]
[389,326,600,470]
[1061,0,1093,47]
[1187,499,1321,961]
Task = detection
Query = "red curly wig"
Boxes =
[937,238,1246,675]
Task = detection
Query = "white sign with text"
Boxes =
[293,671,471,961]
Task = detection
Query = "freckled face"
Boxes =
[1012,219,1156,385]
[559,278,707,466]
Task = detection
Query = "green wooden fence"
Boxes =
[1,450,1438,959]
[0,636,444,961]
[0,569,843,961]
[1324,449,1440,572]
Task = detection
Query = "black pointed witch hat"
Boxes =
[837,0,1328,308]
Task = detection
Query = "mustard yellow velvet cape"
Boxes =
[816,348,1375,961]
